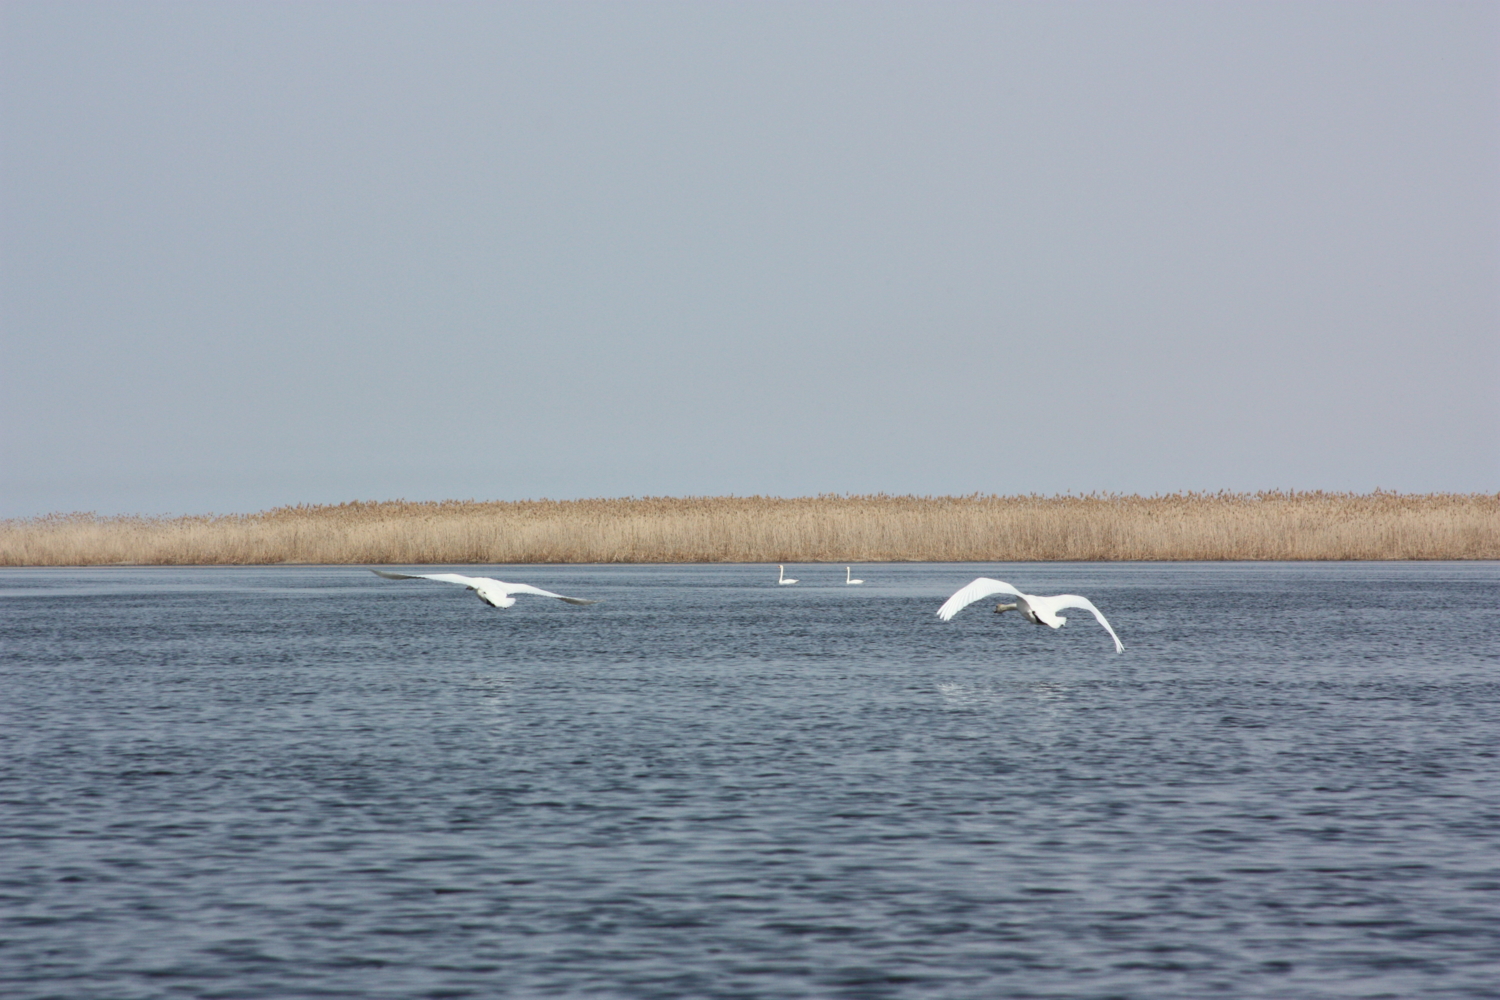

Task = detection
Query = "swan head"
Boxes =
[475,587,516,608]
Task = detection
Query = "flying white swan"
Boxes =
[846,566,863,585]
[778,564,798,585]
[936,578,1123,653]
[372,570,599,609]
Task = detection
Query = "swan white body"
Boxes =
[846,566,863,585]
[778,565,798,585]
[936,578,1123,653]
[372,570,598,609]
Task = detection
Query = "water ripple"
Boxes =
[1,562,1497,998]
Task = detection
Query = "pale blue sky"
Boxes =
[3,1,1496,517]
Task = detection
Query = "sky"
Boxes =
[2,1,1497,518]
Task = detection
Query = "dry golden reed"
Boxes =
[3,492,1496,566]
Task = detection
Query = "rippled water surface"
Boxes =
[2,562,1498,999]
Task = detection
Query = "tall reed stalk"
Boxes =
[2,493,1495,566]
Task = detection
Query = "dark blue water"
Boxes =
[2,563,1497,999]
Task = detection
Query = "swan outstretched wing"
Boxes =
[1036,594,1124,653]
[936,578,1025,620]
[372,570,484,587]
[496,582,600,605]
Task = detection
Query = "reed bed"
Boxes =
[2,492,1496,566]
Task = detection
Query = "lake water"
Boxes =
[2,562,1497,999]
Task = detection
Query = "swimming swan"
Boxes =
[846,566,863,585]
[372,570,599,609]
[778,565,798,585]
[936,578,1122,653]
